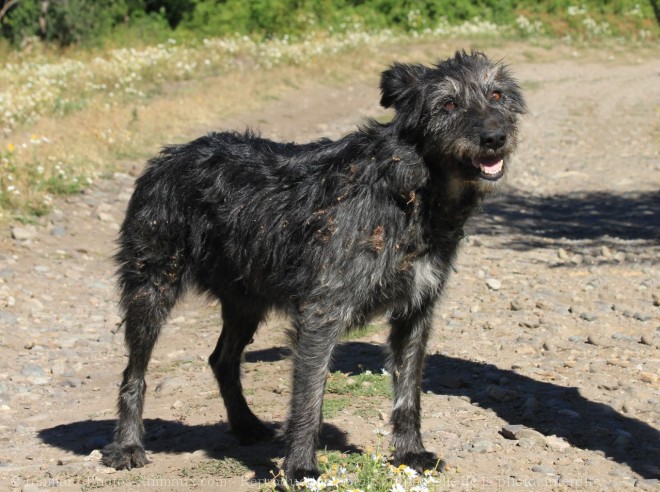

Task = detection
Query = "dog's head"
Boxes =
[380,50,526,189]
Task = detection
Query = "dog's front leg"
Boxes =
[388,301,444,472]
[282,310,344,483]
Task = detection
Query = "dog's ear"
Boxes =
[380,63,427,109]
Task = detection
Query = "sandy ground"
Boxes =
[0,42,658,491]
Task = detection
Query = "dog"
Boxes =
[101,50,525,483]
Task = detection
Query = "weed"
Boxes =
[326,370,391,398]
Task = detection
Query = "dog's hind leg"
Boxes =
[388,302,445,473]
[209,299,272,444]
[102,253,184,470]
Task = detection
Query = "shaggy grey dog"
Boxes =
[102,50,525,483]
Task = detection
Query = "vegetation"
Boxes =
[0,1,656,222]
[1,0,656,48]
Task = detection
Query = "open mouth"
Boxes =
[470,156,505,181]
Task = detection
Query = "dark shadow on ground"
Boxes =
[249,341,660,479]
[470,188,660,254]
[38,418,358,481]
[40,340,659,479]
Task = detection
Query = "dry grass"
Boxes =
[0,32,657,222]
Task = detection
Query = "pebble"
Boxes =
[640,334,654,346]
[510,299,524,311]
[470,440,495,453]
[545,435,570,453]
[579,312,597,322]
[487,385,519,402]
[486,278,501,291]
[637,479,660,491]
[0,310,17,325]
[155,377,187,394]
[86,449,103,461]
[614,252,626,262]
[11,226,37,240]
[531,465,556,474]
[21,364,46,378]
[557,248,570,260]
[50,226,67,237]
[587,335,604,346]
[516,428,547,446]
[639,372,658,384]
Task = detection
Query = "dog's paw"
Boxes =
[392,451,445,473]
[233,421,275,445]
[101,443,150,470]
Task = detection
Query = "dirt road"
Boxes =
[0,43,658,491]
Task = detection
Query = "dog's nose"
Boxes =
[481,130,507,150]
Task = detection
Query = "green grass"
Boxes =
[323,396,351,419]
[343,322,387,340]
[326,370,392,398]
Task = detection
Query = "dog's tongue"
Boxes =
[472,157,503,175]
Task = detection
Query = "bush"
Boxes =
[0,0,657,47]
[2,0,132,46]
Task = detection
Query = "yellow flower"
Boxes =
[6,143,14,153]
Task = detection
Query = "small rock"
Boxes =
[621,402,635,414]
[542,340,556,352]
[523,398,539,411]
[515,345,536,355]
[97,212,115,222]
[0,310,17,325]
[653,293,660,307]
[614,252,626,262]
[569,335,586,343]
[517,437,536,449]
[486,278,501,291]
[21,364,46,378]
[531,465,556,475]
[570,254,583,265]
[557,248,570,261]
[487,385,519,402]
[637,479,660,491]
[639,372,658,384]
[470,440,495,453]
[501,424,525,440]
[613,433,631,448]
[510,299,524,311]
[516,428,547,446]
[600,245,612,257]
[579,312,597,322]
[86,449,103,461]
[640,335,654,346]
[11,226,37,240]
[171,400,184,410]
[545,435,570,453]
[50,226,67,237]
[155,377,187,394]
[633,312,652,322]
[587,334,603,346]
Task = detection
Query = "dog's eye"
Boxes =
[490,91,502,102]
[443,101,457,111]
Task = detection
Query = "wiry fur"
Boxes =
[101,50,525,482]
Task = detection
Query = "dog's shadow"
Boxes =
[38,418,357,481]
[39,341,659,480]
